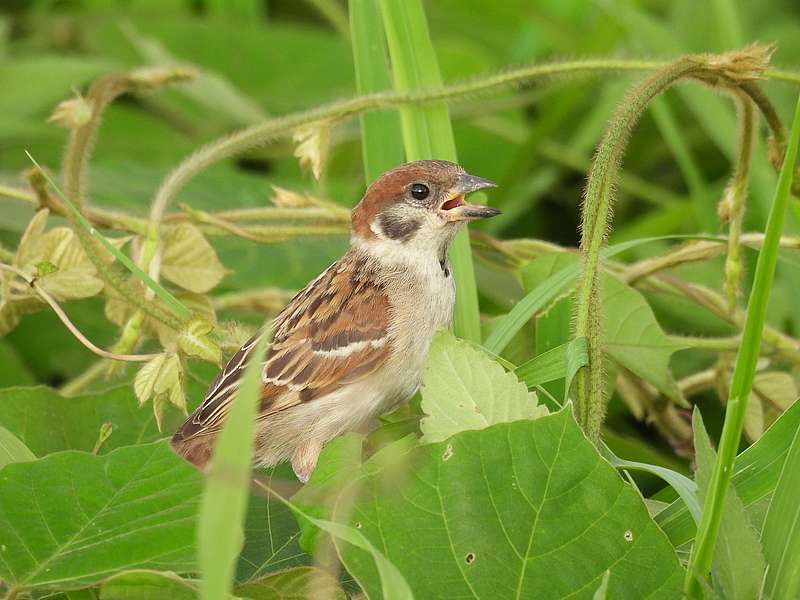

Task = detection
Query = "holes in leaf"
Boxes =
[623,530,634,542]
[442,444,454,462]
[465,552,476,565]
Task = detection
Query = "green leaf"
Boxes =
[335,409,684,599]
[693,410,766,600]
[484,252,580,355]
[0,385,162,456]
[515,337,588,391]
[236,566,347,600]
[657,399,800,547]
[291,433,364,555]
[199,333,270,599]
[761,409,800,599]
[0,339,34,387]
[601,274,686,402]
[380,0,480,343]
[600,445,701,525]
[292,501,413,600]
[0,441,201,590]
[420,330,546,443]
[100,566,346,600]
[100,569,198,600]
[237,470,309,583]
[0,425,36,469]
[161,223,227,294]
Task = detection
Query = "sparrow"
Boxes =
[171,160,500,482]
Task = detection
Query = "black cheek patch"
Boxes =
[378,212,422,242]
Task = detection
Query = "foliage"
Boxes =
[2,1,800,599]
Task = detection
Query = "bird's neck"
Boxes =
[349,232,453,277]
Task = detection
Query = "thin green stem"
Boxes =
[685,94,800,597]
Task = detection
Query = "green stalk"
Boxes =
[350,0,404,181]
[26,153,191,323]
[379,0,481,342]
[684,94,800,597]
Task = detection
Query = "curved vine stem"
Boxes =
[573,45,777,442]
[0,263,159,363]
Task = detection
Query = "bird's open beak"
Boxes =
[439,172,501,222]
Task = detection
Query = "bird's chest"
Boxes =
[383,260,455,396]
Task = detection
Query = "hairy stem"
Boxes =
[722,95,757,313]
[574,45,776,442]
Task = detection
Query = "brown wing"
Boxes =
[171,254,392,458]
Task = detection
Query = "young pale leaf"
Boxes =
[0,441,202,590]
[178,314,223,365]
[336,409,683,599]
[761,413,800,599]
[161,223,227,294]
[692,410,766,600]
[106,288,216,348]
[134,353,185,427]
[420,330,546,443]
[0,425,36,469]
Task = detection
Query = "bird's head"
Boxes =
[351,160,500,262]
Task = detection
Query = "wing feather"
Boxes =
[172,253,391,446]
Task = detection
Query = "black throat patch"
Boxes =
[378,212,422,242]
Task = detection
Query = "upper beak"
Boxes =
[439,172,501,221]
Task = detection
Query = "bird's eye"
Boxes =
[410,183,430,200]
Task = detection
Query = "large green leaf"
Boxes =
[0,385,162,456]
[0,440,201,591]
[335,410,684,599]
[236,468,309,583]
[420,330,546,443]
[693,410,765,600]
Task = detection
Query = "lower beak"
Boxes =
[439,172,501,222]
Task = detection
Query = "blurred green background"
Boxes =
[1,0,799,454]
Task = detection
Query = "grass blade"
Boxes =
[760,415,800,598]
[198,332,270,600]
[25,152,191,322]
[515,338,587,389]
[379,0,481,343]
[685,94,800,596]
[349,0,404,181]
